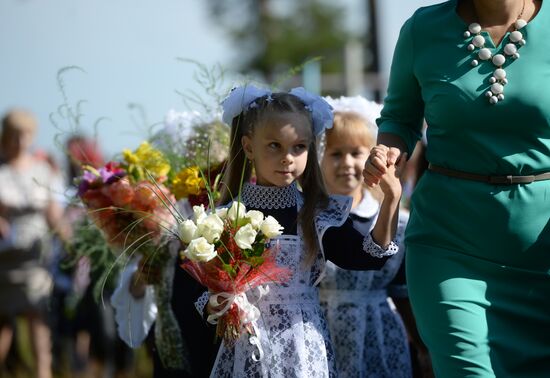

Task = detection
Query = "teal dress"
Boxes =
[377,1,550,377]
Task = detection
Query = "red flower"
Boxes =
[82,189,112,209]
[102,179,134,207]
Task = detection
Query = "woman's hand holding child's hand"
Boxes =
[363,144,406,198]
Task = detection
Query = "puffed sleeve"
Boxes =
[111,256,157,348]
[377,13,425,156]
[323,217,397,271]
[315,195,397,274]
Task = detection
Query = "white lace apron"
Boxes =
[319,196,412,378]
[209,184,353,378]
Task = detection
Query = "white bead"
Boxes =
[504,43,517,55]
[468,44,475,51]
[519,39,526,46]
[513,52,520,59]
[478,48,492,60]
[494,68,506,80]
[469,23,481,34]
[502,78,509,85]
[464,31,471,38]
[489,76,497,84]
[497,94,505,101]
[472,35,485,47]
[471,59,479,67]
[491,83,504,94]
[515,19,527,29]
[485,91,493,98]
[490,96,499,104]
[492,54,506,66]
[510,30,523,42]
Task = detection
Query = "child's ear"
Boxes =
[241,135,254,160]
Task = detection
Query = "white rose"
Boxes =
[260,216,284,238]
[216,207,228,219]
[227,201,247,223]
[233,223,257,250]
[193,205,207,224]
[245,210,264,229]
[179,219,198,244]
[197,214,224,243]
[184,237,217,262]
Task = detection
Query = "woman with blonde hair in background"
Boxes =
[0,110,67,378]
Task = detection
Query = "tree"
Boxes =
[206,0,352,82]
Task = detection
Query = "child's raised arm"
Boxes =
[369,146,407,248]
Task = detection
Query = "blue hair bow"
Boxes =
[289,87,334,136]
[221,84,333,136]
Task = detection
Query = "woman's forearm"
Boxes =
[377,132,408,155]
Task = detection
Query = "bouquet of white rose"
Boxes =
[178,201,291,352]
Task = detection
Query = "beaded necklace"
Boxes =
[464,0,527,104]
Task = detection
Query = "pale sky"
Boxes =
[0,0,441,166]
[1,0,233,163]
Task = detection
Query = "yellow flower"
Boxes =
[172,166,205,199]
[123,142,170,181]
[122,149,138,164]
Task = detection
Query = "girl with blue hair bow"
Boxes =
[200,85,405,377]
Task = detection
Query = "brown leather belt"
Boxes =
[428,164,550,185]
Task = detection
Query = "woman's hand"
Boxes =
[363,144,403,187]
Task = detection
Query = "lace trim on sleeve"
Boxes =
[362,232,399,258]
[194,291,210,318]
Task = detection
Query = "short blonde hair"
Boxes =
[1,109,37,145]
[324,111,383,201]
[325,111,376,149]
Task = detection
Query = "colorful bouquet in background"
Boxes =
[77,142,176,264]
[76,142,190,370]
[178,201,291,359]
[74,110,232,370]
[151,110,229,209]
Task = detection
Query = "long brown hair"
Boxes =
[220,92,329,266]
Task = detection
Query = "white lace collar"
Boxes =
[241,182,299,209]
